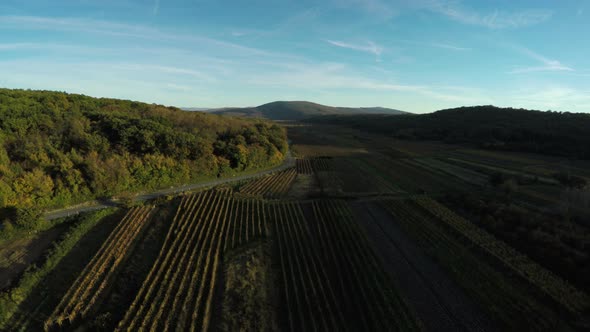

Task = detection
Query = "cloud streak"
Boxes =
[247,60,489,105]
[326,40,383,61]
[430,42,471,51]
[509,46,573,74]
[113,63,216,81]
[0,15,279,58]
[426,1,552,29]
[399,39,471,52]
[0,42,40,50]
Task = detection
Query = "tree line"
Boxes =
[308,105,590,159]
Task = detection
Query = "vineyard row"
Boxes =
[270,199,420,331]
[413,196,590,314]
[240,168,297,198]
[117,190,266,332]
[45,206,154,331]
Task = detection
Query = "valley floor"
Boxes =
[2,122,589,331]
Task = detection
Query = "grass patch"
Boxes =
[220,242,276,332]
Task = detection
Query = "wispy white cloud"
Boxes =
[509,65,572,74]
[0,43,217,72]
[509,46,573,74]
[0,15,278,57]
[246,60,488,105]
[399,39,471,52]
[0,58,220,105]
[0,53,493,112]
[430,42,471,51]
[425,0,552,29]
[113,64,216,81]
[0,42,125,54]
[249,62,421,91]
[0,15,151,38]
[326,39,383,61]
[2,11,583,113]
[0,42,39,50]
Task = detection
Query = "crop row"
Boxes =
[342,156,469,194]
[380,198,566,330]
[224,197,267,252]
[444,157,558,185]
[45,206,154,331]
[406,157,488,187]
[240,168,297,198]
[117,189,265,332]
[315,200,420,331]
[412,196,590,314]
[295,157,333,175]
[270,199,420,331]
[271,201,340,331]
[295,158,313,174]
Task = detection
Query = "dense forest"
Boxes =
[0,89,287,231]
[309,106,590,159]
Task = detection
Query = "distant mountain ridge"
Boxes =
[191,101,407,120]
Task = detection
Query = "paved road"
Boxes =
[45,153,295,220]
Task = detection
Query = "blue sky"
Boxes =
[0,0,588,113]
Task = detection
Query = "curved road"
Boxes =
[45,153,295,220]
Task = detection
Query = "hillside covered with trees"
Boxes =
[309,105,590,159]
[213,101,406,120]
[0,89,287,230]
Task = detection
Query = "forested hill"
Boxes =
[0,89,287,221]
[308,105,590,159]
[213,101,406,120]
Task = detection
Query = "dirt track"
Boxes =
[350,201,497,332]
[44,153,295,220]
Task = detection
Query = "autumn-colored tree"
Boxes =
[0,88,287,235]
[12,169,54,207]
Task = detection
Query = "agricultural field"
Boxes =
[285,123,590,330]
[45,206,155,330]
[239,168,297,199]
[2,121,589,331]
[268,199,420,331]
[3,186,423,331]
